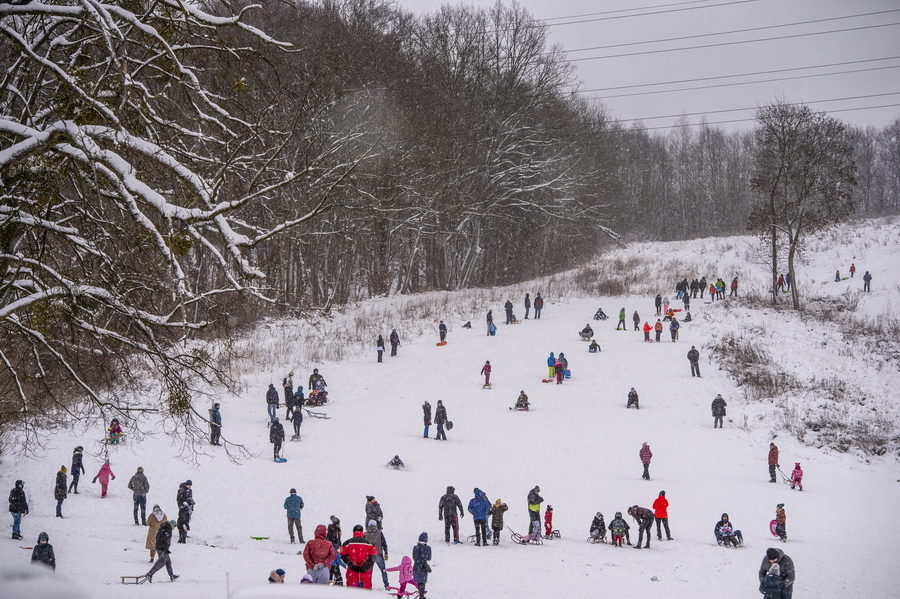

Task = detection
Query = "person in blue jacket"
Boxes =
[669,317,680,342]
[284,488,305,544]
[208,403,222,446]
[412,532,431,596]
[467,488,491,546]
[546,353,555,378]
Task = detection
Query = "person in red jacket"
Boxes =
[543,505,554,537]
[340,525,377,589]
[652,491,672,541]
[481,361,491,387]
[304,524,336,584]
[642,322,652,342]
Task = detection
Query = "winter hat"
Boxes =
[15,480,23,489]
[137,467,143,473]
[366,495,375,502]
[721,513,729,520]
[495,498,502,506]
[276,568,286,577]
[423,401,430,407]
[330,515,340,525]
[368,520,377,528]
[520,390,525,394]
[447,486,455,493]
[615,512,622,518]
[766,548,780,560]
[60,465,67,473]
[290,488,297,494]
[776,503,784,509]
[437,400,442,405]
[418,532,428,543]
[37,532,49,544]
[768,563,781,576]
[75,446,83,452]
[166,520,177,529]
[547,505,553,511]
[185,480,192,486]
[659,490,665,496]
[795,462,800,467]
[152,504,161,512]
[353,524,364,533]
[595,512,603,519]
[533,485,540,492]
[300,574,313,584]
[770,442,775,447]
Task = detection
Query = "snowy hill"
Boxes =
[2,216,899,598]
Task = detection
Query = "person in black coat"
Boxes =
[146,521,178,582]
[54,467,67,518]
[524,293,531,319]
[389,329,400,356]
[486,310,493,336]
[438,486,464,543]
[504,300,514,324]
[31,532,55,570]
[266,383,279,421]
[9,480,28,540]
[433,400,448,441]
[68,446,85,493]
[376,335,385,362]
[422,401,432,438]
[687,346,701,377]
[438,321,447,343]
[270,417,285,459]
[176,481,194,544]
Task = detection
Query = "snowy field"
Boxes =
[2,217,899,598]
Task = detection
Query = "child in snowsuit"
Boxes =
[107,419,123,444]
[388,455,404,469]
[481,361,491,386]
[291,404,303,439]
[627,388,639,409]
[385,556,416,594]
[327,516,344,585]
[790,463,803,491]
[546,353,555,378]
[543,505,554,537]
[93,460,115,498]
[775,504,787,541]
[523,520,542,542]
[589,512,606,543]
[488,499,508,546]
[609,512,630,547]
[31,532,55,570]
[515,391,529,411]
[554,359,563,384]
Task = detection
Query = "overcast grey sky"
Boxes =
[394,0,900,132]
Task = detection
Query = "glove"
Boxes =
[92,478,97,484]
[314,563,324,571]
[438,516,442,521]
[112,476,115,480]
[384,553,388,561]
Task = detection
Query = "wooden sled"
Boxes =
[508,526,542,545]
[544,530,561,540]
[386,586,420,599]
[304,408,330,419]
[121,575,148,585]
[587,534,608,544]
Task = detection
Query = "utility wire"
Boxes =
[570,22,900,62]
[587,64,900,100]
[580,56,900,93]
[540,0,761,29]
[541,0,722,22]
[561,9,900,55]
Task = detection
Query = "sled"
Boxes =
[563,369,571,379]
[776,466,792,485]
[250,536,270,540]
[508,526,542,545]
[509,319,522,324]
[290,435,301,442]
[544,530,561,540]
[541,378,553,383]
[386,586,420,599]
[489,324,497,336]
[121,575,148,585]
[465,530,493,544]
[769,520,779,537]
[304,408,330,419]
[482,384,492,389]
[510,406,529,411]
[274,457,287,463]
[103,434,126,445]
[587,535,607,544]
[446,421,453,430]
[436,341,447,346]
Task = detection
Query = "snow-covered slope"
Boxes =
[2,217,899,598]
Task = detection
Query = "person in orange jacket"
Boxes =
[652,491,672,541]
[642,322,652,342]
[654,319,663,343]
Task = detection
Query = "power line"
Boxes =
[569,22,900,63]
[541,0,761,29]
[542,0,721,22]
[579,56,900,93]
[586,64,900,100]
[561,9,900,55]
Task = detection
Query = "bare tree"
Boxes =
[750,101,857,309]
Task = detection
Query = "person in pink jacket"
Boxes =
[790,462,803,491]
[385,555,416,594]
[93,460,116,498]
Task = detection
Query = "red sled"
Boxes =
[541,379,553,383]
[769,520,779,537]
[436,341,447,346]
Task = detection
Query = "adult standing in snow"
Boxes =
[481,361,491,387]
[147,504,167,561]
[422,401,432,438]
[768,442,780,483]
[438,320,447,343]
[266,383,279,422]
[652,491,672,541]
[639,443,653,480]
[616,308,626,330]
[486,310,493,336]
[759,547,795,598]
[434,400,448,441]
[654,319,663,343]
[389,329,400,356]
[642,321,651,342]
[92,459,115,498]
[146,521,179,582]
[283,375,293,405]
[524,293,531,319]
[284,488,305,544]
[8,480,28,540]
[546,352,555,378]
[412,532,432,596]
[863,270,872,292]
[777,274,786,293]
[627,505,655,549]
[176,480,194,544]
[849,263,856,278]
[489,498,508,546]
[31,532,56,570]
[504,300,514,324]
[308,369,324,394]
[365,496,383,531]
[711,394,727,428]
[54,466,67,517]
[340,524,377,589]
[127,466,150,525]
[687,346,701,377]
[533,293,543,319]
[364,520,390,589]
[304,524,336,584]
[68,446,85,494]
[438,486,464,543]
[270,417,285,460]
[527,486,544,531]
[669,316,680,342]
[376,335,385,363]
[731,277,738,297]
[699,277,707,298]
[654,293,662,316]
[467,488,491,546]
[209,403,222,445]
[632,310,640,331]
[327,516,344,585]
[784,273,791,291]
